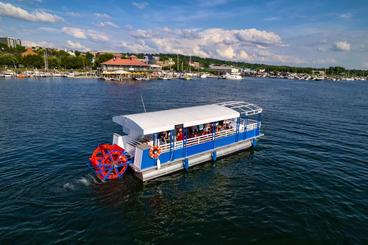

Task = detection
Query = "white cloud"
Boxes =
[0,1,61,22]
[234,28,281,46]
[65,11,81,17]
[119,40,156,53]
[39,27,59,32]
[98,21,119,28]
[62,27,109,41]
[362,62,368,69]
[217,45,235,59]
[120,27,297,64]
[132,1,149,9]
[129,29,153,39]
[87,29,109,41]
[339,12,352,20]
[95,12,110,18]
[62,27,87,39]
[264,16,280,21]
[23,40,55,48]
[66,40,89,51]
[334,41,351,51]
[238,50,252,60]
[197,0,229,7]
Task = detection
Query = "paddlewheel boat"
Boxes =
[89,101,263,182]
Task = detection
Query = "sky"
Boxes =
[0,0,367,69]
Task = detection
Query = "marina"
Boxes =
[2,66,367,81]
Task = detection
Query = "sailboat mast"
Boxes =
[189,55,191,73]
[44,49,48,72]
[176,54,179,71]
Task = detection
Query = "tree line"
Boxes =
[139,53,367,76]
[0,44,114,70]
[1,44,366,76]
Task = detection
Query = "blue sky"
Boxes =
[0,0,367,69]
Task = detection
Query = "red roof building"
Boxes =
[101,56,148,69]
[99,55,161,80]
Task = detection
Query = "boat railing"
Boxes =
[239,119,259,132]
[158,120,260,153]
[125,137,142,147]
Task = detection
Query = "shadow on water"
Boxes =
[87,148,256,225]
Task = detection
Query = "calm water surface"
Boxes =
[0,77,367,244]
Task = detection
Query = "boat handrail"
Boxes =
[218,101,263,116]
[158,121,259,153]
[124,136,142,147]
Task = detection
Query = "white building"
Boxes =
[0,37,22,48]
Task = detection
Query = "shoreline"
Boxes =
[0,70,368,82]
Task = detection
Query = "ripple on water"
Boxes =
[0,78,367,243]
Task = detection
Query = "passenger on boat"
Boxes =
[217,123,222,132]
[160,131,169,144]
[202,128,209,135]
[196,124,203,135]
[176,128,183,141]
[188,126,198,138]
[193,128,199,137]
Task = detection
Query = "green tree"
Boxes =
[0,54,18,67]
[85,52,94,64]
[22,55,43,68]
[60,56,87,69]
[95,53,114,67]
[48,56,60,69]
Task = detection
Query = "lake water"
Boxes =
[0,77,367,244]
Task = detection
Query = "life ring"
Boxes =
[149,145,161,159]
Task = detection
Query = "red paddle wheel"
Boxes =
[89,144,129,181]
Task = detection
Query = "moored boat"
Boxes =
[224,73,243,80]
[89,101,263,182]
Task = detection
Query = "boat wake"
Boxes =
[63,175,100,190]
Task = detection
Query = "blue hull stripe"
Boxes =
[140,128,259,170]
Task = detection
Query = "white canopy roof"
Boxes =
[113,104,240,136]
[113,101,262,136]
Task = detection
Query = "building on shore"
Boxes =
[208,65,240,75]
[144,54,160,64]
[189,61,202,69]
[21,47,38,57]
[100,55,161,80]
[0,37,22,48]
[144,55,175,69]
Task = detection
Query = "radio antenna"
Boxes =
[141,95,147,112]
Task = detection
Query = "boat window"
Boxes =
[150,119,242,147]
[159,131,170,144]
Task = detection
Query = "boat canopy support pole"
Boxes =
[183,127,189,171]
[153,133,158,146]
[211,122,216,163]
[169,129,175,161]
[211,150,217,162]
[235,117,240,142]
[153,133,159,168]
[257,113,262,136]
[244,115,248,140]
